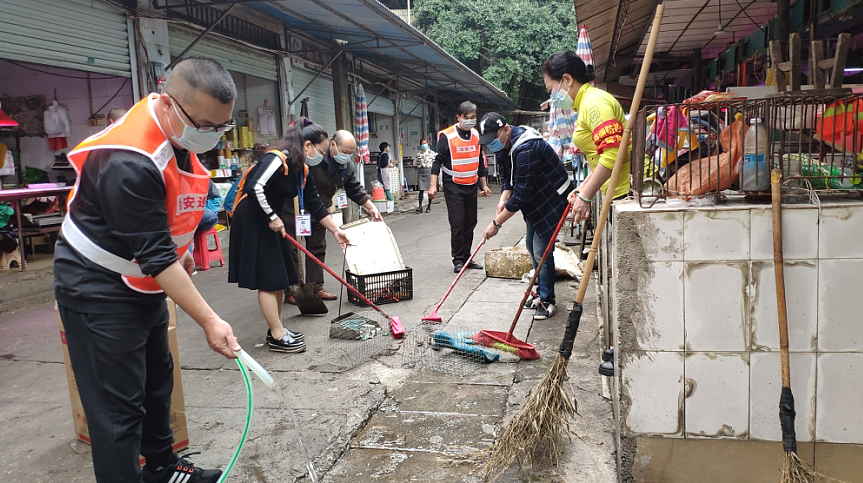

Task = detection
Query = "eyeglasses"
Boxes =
[170,96,235,133]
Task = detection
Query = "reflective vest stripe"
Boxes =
[450,156,479,167]
[441,166,478,178]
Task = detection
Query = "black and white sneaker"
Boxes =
[142,455,221,483]
[266,327,304,343]
[269,333,306,353]
[524,294,540,309]
[534,303,556,320]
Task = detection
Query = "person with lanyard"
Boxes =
[478,113,574,320]
[543,50,631,376]
[228,118,350,353]
[54,57,239,483]
[283,129,382,304]
[429,101,492,273]
[415,137,435,213]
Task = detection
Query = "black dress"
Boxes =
[228,152,329,291]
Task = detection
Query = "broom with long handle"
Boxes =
[479,5,664,480]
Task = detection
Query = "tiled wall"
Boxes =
[613,200,863,445]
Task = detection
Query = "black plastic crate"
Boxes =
[344,268,413,306]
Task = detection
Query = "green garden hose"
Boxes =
[216,354,256,483]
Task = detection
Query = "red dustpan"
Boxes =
[473,205,572,360]
[421,239,485,324]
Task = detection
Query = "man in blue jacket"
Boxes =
[479,113,573,320]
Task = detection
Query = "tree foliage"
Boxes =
[413,0,579,107]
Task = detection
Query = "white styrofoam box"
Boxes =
[341,218,404,275]
[622,351,685,436]
[749,352,816,442]
[749,261,818,352]
[684,262,749,352]
[818,259,863,352]
[372,200,392,214]
[685,352,750,438]
[633,262,685,351]
[816,353,863,443]
[387,200,394,213]
[819,205,863,259]
[683,210,750,261]
[749,207,818,260]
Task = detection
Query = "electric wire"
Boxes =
[90,78,130,118]
[4,60,120,80]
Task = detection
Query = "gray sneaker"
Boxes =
[534,303,556,320]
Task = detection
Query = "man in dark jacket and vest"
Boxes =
[284,130,383,302]
[429,101,492,273]
[54,58,240,483]
[479,113,574,320]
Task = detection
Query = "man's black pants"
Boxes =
[444,182,478,266]
[59,302,175,483]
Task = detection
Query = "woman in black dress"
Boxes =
[229,118,349,353]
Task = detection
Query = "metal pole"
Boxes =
[288,51,344,106]
[167,2,238,70]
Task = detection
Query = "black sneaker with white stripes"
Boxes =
[142,455,221,483]
[524,294,540,309]
[534,302,556,320]
[266,327,304,343]
[269,332,306,353]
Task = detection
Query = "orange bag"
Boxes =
[666,120,745,196]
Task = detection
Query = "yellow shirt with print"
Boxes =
[571,83,631,199]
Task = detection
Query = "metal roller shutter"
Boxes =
[367,92,394,116]
[168,25,277,81]
[0,0,131,76]
[290,66,337,136]
[400,97,422,117]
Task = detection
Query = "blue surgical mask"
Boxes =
[306,148,324,166]
[421,144,429,150]
[334,152,352,164]
[550,80,574,110]
[487,132,505,152]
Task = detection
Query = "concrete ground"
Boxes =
[0,188,615,482]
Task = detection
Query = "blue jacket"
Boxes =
[496,126,573,238]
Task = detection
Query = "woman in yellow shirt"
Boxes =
[542,51,630,223]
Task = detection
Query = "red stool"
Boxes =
[192,227,224,271]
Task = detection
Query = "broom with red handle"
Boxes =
[421,238,486,324]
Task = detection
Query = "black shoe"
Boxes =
[602,347,614,362]
[534,302,556,320]
[599,361,615,377]
[453,262,464,273]
[269,333,306,353]
[524,293,540,309]
[143,455,221,483]
[267,328,304,343]
[425,205,431,213]
[416,206,423,213]
[465,261,483,270]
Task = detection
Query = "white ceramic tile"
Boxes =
[622,351,685,436]
[750,261,818,352]
[684,352,750,438]
[750,207,818,260]
[684,262,749,352]
[820,205,863,259]
[630,211,684,261]
[749,352,816,442]
[627,262,685,351]
[816,353,863,443]
[683,210,750,261]
[818,259,863,352]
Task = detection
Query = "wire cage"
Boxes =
[312,310,396,372]
[632,90,863,207]
[402,323,500,377]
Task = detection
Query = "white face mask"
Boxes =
[170,103,223,153]
[459,118,477,130]
[334,151,352,164]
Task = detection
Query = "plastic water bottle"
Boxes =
[740,118,770,191]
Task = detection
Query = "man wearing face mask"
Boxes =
[283,130,382,302]
[478,113,573,321]
[54,57,240,483]
[430,101,492,273]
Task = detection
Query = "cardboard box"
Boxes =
[58,300,189,460]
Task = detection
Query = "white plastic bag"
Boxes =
[44,100,71,138]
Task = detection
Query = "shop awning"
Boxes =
[251,0,515,108]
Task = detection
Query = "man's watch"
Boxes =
[492,220,503,229]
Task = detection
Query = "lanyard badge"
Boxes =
[295,173,312,237]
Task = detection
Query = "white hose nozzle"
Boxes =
[234,349,275,388]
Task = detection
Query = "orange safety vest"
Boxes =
[438,124,480,185]
[62,94,211,294]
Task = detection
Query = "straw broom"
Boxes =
[478,6,665,481]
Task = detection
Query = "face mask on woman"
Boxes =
[550,80,575,110]
[421,144,429,150]
[305,146,324,166]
